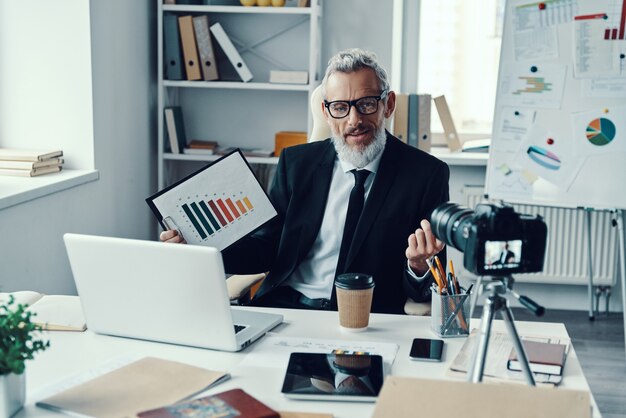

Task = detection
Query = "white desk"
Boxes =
[22,307,599,418]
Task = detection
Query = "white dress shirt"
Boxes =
[285,153,381,299]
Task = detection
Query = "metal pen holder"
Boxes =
[431,290,471,338]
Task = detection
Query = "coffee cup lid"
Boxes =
[335,273,375,290]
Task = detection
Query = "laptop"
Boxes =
[63,233,283,352]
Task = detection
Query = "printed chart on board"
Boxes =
[147,150,277,250]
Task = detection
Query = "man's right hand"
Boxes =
[159,229,186,244]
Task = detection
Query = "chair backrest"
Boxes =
[309,84,331,142]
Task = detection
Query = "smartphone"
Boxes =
[409,338,444,362]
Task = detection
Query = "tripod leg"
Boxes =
[500,305,536,386]
[469,297,496,383]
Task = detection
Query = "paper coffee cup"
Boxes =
[335,273,375,332]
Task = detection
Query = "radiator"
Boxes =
[461,186,619,286]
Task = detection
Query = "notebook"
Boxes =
[507,340,568,375]
[63,233,283,351]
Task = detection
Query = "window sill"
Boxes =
[0,169,99,210]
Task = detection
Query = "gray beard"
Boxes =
[331,126,387,168]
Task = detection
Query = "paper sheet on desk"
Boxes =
[239,334,399,373]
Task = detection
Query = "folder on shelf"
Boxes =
[178,15,202,81]
[192,15,219,81]
[393,93,409,144]
[434,95,462,152]
[163,14,184,80]
[210,22,253,83]
[407,94,431,153]
[164,106,187,154]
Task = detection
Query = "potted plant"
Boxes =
[0,296,49,417]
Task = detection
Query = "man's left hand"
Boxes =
[405,219,445,275]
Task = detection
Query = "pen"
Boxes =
[465,284,474,295]
[426,258,445,294]
[447,272,456,295]
[163,216,185,241]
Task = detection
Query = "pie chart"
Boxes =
[586,118,616,146]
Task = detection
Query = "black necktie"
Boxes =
[335,169,370,276]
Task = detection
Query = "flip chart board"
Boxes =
[486,0,626,210]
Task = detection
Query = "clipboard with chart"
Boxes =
[146,150,277,251]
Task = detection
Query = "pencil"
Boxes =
[448,259,456,278]
[426,258,444,294]
[449,260,460,294]
[434,256,447,288]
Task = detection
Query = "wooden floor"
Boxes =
[497,307,626,418]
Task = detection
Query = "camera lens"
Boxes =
[430,203,474,251]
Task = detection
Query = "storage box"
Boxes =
[274,131,307,156]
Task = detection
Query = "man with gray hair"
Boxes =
[162,48,449,314]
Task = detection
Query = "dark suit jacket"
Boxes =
[223,132,450,314]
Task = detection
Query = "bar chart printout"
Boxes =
[147,150,278,250]
[180,195,255,240]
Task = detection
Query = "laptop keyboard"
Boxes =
[234,324,246,334]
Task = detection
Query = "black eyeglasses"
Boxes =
[324,90,388,119]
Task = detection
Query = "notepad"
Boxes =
[507,340,568,375]
[0,291,86,331]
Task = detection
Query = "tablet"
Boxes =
[281,352,384,402]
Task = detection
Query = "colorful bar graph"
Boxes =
[182,203,207,239]
[217,199,234,222]
[199,201,220,231]
[208,200,227,226]
[236,200,247,214]
[191,202,214,235]
[225,198,241,218]
[181,195,255,239]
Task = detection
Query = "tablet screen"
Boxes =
[281,353,384,402]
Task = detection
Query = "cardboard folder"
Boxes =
[192,15,219,81]
[178,15,202,81]
[434,95,462,152]
[372,376,591,418]
[408,94,431,152]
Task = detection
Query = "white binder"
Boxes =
[209,23,253,83]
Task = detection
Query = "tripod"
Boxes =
[468,276,545,386]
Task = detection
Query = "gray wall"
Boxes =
[0,0,156,295]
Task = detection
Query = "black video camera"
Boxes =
[430,202,548,276]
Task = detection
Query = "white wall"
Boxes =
[0,0,156,295]
[321,0,393,77]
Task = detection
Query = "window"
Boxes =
[418,0,505,137]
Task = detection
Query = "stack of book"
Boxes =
[182,140,219,155]
[0,148,64,177]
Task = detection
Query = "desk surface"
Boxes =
[22,307,598,418]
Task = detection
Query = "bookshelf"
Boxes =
[156,0,322,189]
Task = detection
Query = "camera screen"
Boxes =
[483,240,522,271]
